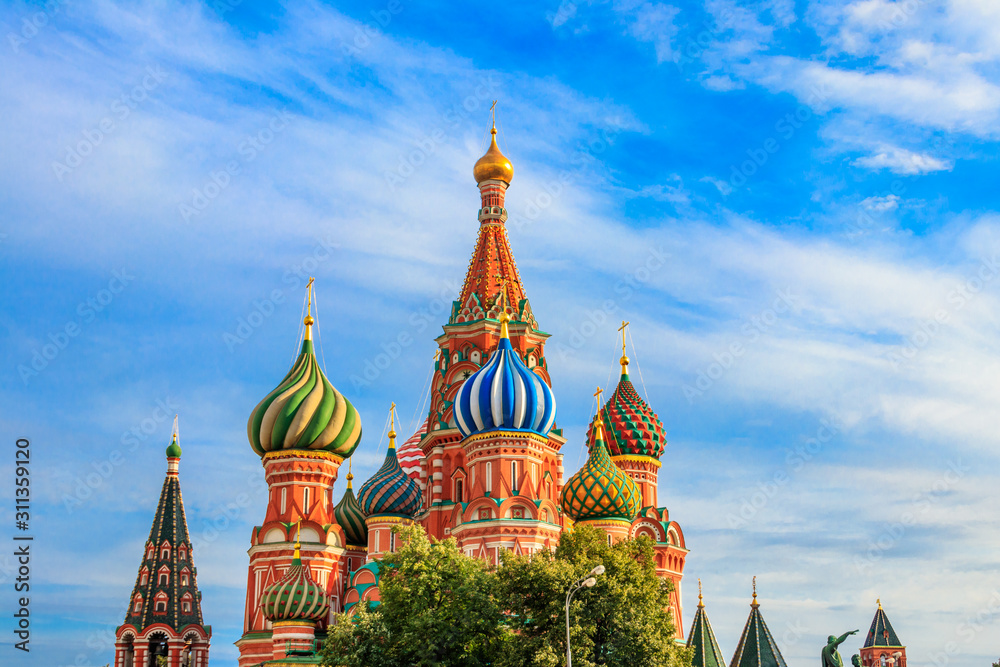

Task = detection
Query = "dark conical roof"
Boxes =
[864,602,903,647]
[688,590,726,667]
[729,592,788,667]
[121,447,207,634]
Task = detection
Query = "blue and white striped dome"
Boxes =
[454,336,556,438]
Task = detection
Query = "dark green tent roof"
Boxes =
[688,591,726,667]
[864,603,903,648]
[729,595,788,667]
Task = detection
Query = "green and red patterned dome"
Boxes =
[334,469,368,548]
[259,538,329,624]
[587,355,666,460]
[561,414,641,523]
[247,286,362,459]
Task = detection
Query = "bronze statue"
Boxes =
[852,655,861,667]
[822,630,859,667]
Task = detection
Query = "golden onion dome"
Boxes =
[473,127,514,185]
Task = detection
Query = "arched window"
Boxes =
[158,572,168,586]
[454,479,464,503]
[155,601,166,613]
[303,487,311,513]
[178,546,187,561]
[160,543,171,560]
[133,596,142,613]
[281,488,287,514]
[181,594,193,614]
[347,558,353,572]
[139,568,148,586]
[180,571,189,587]
[511,461,518,492]
[485,462,492,493]
[390,531,396,552]
[146,544,154,560]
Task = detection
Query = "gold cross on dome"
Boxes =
[594,386,603,404]
[618,320,629,354]
[490,100,497,129]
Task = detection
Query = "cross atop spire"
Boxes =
[388,402,398,448]
[618,320,630,375]
[490,100,497,131]
[304,277,315,340]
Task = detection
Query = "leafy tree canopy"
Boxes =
[322,523,691,667]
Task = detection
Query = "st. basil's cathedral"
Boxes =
[111,118,910,667]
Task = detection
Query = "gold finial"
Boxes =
[388,402,397,447]
[698,579,704,607]
[473,101,514,185]
[293,519,302,560]
[593,387,605,441]
[497,279,510,338]
[347,458,354,487]
[752,576,758,606]
[618,320,630,374]
[877,598,882,610]
[304,277,315,340]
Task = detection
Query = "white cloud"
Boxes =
[853,145,954,174]
[861,193,901,211]
[619,1,682,63]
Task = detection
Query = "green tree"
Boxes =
[321,524,508,667]
[495,524,693,667]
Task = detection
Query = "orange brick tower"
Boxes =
[415,109,567,561]
[584,322,688,637]
[236,280,363,667]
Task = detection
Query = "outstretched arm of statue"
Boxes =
[836,630,860,646]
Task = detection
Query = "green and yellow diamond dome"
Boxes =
[561,408,641,524]
[259,532,329,624]
[248,282,362,459]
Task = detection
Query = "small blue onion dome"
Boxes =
[454,311,556,438]
[357,419,423,519]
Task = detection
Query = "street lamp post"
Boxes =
[565,564,605,667]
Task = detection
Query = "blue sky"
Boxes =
[2,0,999,665]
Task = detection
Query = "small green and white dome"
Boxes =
[259,536,329,624]
[247,283,362,459]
